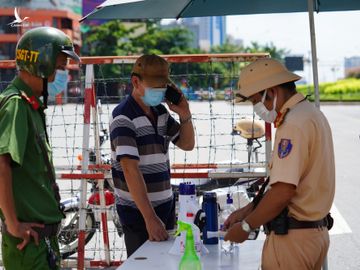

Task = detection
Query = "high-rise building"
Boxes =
[181,16,226,51]
[344,56,360,77]
[345,56,360,69]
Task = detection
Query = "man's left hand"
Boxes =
[224,222,250,243]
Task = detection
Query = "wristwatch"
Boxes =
[241,220,252,233]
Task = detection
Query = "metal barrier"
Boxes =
[1,53,271,269]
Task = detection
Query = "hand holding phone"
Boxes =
[165,84,182,105]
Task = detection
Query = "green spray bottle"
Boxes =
[175,220,202,270]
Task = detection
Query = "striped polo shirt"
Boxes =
[110,94,180,209]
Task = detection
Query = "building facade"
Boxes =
[344,56,360,77]
[0,1,82,86]
[181,16,226,51]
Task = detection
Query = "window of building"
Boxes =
[0,16,18,34]
[61,18,73,30]
[0,43,16,60]
[53,18,59,28]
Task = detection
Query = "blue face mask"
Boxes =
[48,69,69,96]
[141,88,166,106]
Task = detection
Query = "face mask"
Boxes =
[48,69,69,97]
[141,88,166,106]
[253,89,278,123]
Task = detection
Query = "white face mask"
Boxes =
[253,89,278,123]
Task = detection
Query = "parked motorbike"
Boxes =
[58,179,122,259]
[58,126,123,259]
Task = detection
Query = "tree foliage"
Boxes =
[132,23,195,55]
[85,20,138,56]
[82,21,289,91]
[243,41,289,61]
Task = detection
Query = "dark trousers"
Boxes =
[2,233,60,270]
[117,197,175,257]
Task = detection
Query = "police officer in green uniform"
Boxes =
[0,27,80,269]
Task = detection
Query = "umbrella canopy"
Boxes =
[81,0,360,21]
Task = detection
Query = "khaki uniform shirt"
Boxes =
[0,77,63,224]
[270,93,335,221]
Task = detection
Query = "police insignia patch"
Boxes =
[278,139,292,159]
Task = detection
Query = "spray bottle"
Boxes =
[175,221,202,270]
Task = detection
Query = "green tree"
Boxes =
[207,40,289,90]
[82,22,289,94]
[83,20,140,83]
[82,21,199,97]
[84,20,138,56]
[132,22,194,55]
[211,41,242,54]
[243,41,289,61]
[130,22,210,89]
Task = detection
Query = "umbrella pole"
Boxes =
[308,2,328,269]
[307,5,329,270]
[307,0,320,109]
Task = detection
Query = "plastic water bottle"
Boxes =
[219,194,236,253]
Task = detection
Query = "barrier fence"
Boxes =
[0,53,271,269]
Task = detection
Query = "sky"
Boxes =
[226,10,360,82]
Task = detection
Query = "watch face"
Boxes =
[242,221,251,232]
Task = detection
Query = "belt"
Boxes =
[288,217,328,230]
[264,217,328,235]
[1,223,60,239]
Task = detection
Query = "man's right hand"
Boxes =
[145,215,169,242]
[223,207,249,231]
[6,221,44,250]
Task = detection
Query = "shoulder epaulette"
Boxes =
[274,108,289,128]
[20,91,40,110]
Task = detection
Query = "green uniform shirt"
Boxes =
[0,77,63,224]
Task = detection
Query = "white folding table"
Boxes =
[118,238,263,270]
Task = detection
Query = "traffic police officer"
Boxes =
[224,58,335,270]
[0,27,80,269]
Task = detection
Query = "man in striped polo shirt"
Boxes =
[110,54,195,257]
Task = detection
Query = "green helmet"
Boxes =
[16,27,80,78]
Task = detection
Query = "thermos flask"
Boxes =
[202,192,218,244]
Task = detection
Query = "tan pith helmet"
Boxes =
[234,58,301,102]
[233,118,265,139]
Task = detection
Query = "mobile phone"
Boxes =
[165,85,182,105]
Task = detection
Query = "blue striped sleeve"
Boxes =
[110,115,139,161]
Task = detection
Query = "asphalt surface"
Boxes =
[321,105,360,270]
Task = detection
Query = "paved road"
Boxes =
[321,105,360,270]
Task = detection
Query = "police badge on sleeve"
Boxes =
[278,139,292,159]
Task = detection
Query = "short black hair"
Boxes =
[258,81,296,100]
[279,81,296,92]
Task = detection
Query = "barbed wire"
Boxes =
[0,60,266,266]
